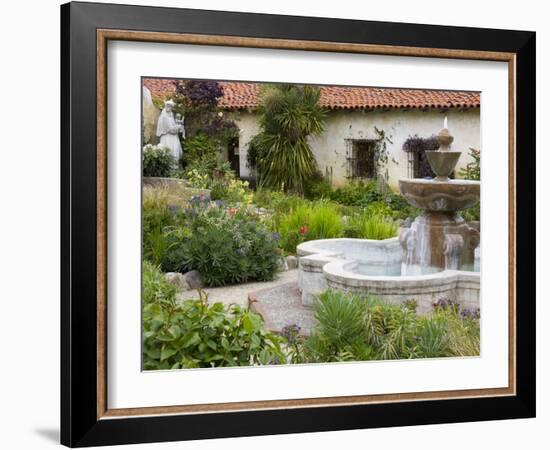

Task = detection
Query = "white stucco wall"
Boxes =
[232,108,480,190]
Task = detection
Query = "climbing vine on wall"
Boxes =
[402,134,439,178]
[372,127,395,185]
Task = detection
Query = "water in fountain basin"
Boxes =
[352,261,480,277]
[461,262,478,272]
[352,262,403,276]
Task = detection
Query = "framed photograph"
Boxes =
[61,1,536,447]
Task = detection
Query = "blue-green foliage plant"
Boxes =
[162,204,280,287]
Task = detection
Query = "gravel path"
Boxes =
[176,269,299,307]
[250,282,316,336]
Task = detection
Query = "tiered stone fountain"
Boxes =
[398,120,480,275]
[295,118,481,315]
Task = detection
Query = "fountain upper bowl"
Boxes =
[398,178,480,212]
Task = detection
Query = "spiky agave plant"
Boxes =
[305,290,371,362]
[253,84,326,194]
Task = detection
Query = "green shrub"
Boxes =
[185,159,233,189]
[459,147,480,181]
[327,181,416,219]
[182,133,219,167]
[462,203,480,222]
[291,290,480,363]
[252,189,306,213]
[142,144,176,177]
[143,260,176,307]
[344,213,398,240]
[427,303,480,357]
[162,205,280,286]
[303,171,333,200]
[329,180,380,206]
[142,267,285,369]
[277,202,343,253]
[382,192,418,219]
[182,134,235,189]
[210,178,253,205]
[184,167,212,189]
[361,200,394,217]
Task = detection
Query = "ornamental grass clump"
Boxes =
[344,212,398,240]
[308,203,344,239]
[142,186,184,265]
[277,202,343,253]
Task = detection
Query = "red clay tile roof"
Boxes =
[318,86,479,109]
[143,78,480,110]
[144,78,177,100]
[218,82,260,109]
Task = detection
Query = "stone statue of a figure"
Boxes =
[156,99,185,161]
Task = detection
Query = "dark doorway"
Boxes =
[227,137,240,176]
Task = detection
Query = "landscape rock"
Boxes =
[164,272,189,291]
[183,270,204,289]
[277,256,289,272]
[286,255,299,270]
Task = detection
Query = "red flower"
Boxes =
[228,207,237,216]
[299,226,308,235]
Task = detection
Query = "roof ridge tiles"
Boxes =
[143,79,480,110]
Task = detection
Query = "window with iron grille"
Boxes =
[345,139,377,180]
[407,148,436,178]
[402,135,438,179]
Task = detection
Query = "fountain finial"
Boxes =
[436,118,454,152]
[425,119,460,181]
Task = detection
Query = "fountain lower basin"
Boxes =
[297,238,479,314]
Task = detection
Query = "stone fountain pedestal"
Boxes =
[398,126,480,275]
[399,209,479,275]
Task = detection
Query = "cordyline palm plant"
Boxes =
[252,84,326,194]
